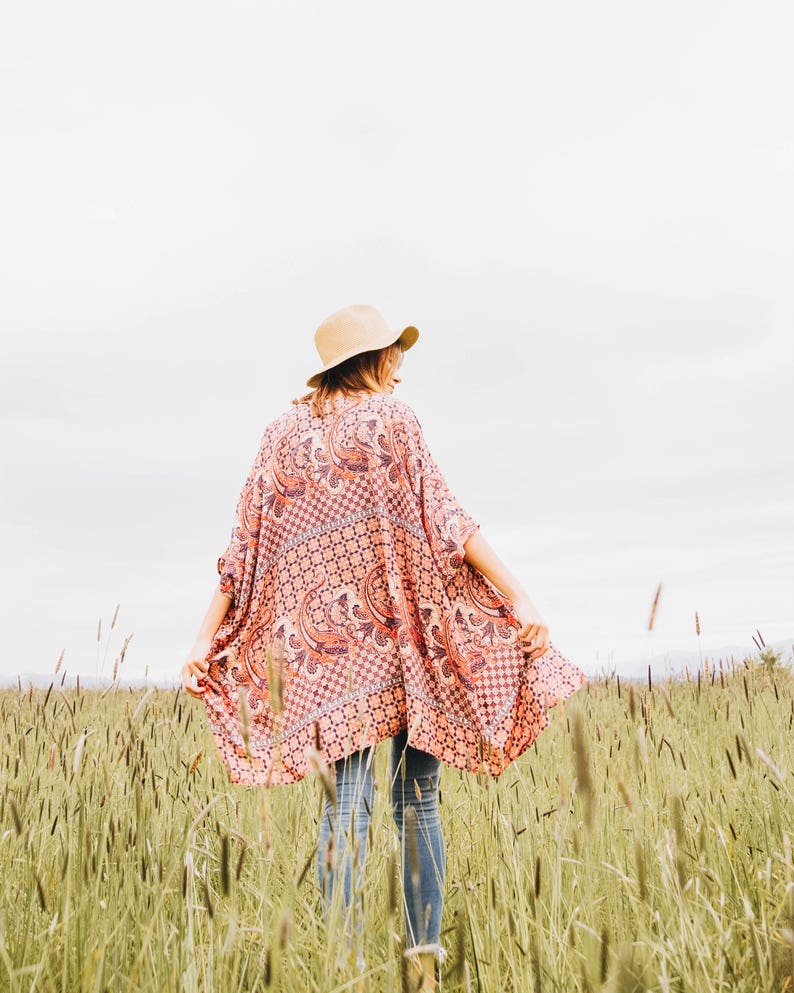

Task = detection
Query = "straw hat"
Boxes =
[306,304,419,388]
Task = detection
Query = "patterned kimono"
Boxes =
[200,391,586,785]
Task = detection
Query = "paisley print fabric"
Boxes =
[200,392,587,785]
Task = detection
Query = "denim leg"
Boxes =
[317,745,375,933]
[391,729,446,951]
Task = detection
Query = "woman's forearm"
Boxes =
[463,529,527,602]
[193,583,234,645]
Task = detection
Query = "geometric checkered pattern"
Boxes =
[200,392,587,785]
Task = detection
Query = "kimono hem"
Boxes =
[200,391,587,785]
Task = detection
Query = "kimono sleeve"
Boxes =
[216,436,267,607]
[397,406,480,583]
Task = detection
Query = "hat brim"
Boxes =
[306,325,418,389]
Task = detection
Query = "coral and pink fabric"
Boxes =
[200,392,586,785]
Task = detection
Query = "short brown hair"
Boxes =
[293,342,404,418]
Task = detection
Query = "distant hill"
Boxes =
[2,672,180,691]
[586,637,793,681]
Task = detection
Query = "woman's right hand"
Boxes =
[462,531,550,659]
[508,591,550,660]
[181,638,213,699]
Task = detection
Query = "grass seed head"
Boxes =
[571,708,595,831]
[599,925,609,983]
[278,909,292,950]
[404,806,421,884]
[306,747,337,812]
[616,775,634,812]
[266,643,285,716]
[648,583,662,631]
[237,688,252,763]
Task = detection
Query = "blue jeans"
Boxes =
[316,729,446,952]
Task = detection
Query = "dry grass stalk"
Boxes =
[388,849,398,914]
[616,775,634,812]
[278,909,292,949]
[648,583,662,631]
[571,708,595,831]
[599,926,609,983]
[237,687,253,764]
[73,731,88,774]
[4,652,794,989]
[267,642,285,716]
[658,683,675,718]
[756,747,785,785]
[220,832,230,895]
[634,836,647,901]
[306,747,337,813]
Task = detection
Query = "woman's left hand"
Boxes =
[508,591,550,660]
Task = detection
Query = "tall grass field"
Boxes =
[2,652,793,992]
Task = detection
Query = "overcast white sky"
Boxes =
[1,1,792,686]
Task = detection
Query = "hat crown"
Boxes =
[306,304,418,388]
[314,304,392,365]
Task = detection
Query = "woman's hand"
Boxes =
[181,638,213,699]
[181,585,233,699]
[462,532,550,659]
[508,591,550,660]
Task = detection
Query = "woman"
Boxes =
[181,304,587,991]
